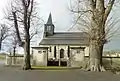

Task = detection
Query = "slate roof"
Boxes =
[31,46,49,49]
[40,32,89,45]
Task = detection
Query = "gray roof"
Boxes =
[45,32,88,39]
[40,32,89,45]
[32,46,49,49]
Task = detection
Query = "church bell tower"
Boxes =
[44,13,55,37]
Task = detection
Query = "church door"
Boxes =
[60,49,64,58]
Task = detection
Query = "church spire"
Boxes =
[47,13,53,24]
[44,13,55,37]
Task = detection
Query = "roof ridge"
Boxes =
[54,32,87,33]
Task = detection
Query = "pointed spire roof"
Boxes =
[47,13,53,24]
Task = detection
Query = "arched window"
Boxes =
[60,49,64,58]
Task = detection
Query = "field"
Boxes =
[0,54,6,60]
[103,58,120,72]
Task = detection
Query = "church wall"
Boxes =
[68,46,87,67]
[32,48,47,66]
[32,45,89,67]
[56,45,68,59]
[84,46,89,56]
[47,45,54,59]
[43,45,89,61]
[44,45,68,60]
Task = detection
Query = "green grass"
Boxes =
[32,66,65,68]
[31,66,81,71]
[0,55,5,60]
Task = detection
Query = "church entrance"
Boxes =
[59,49,67,66]
[47,48,67,66]
[60,49,64,58]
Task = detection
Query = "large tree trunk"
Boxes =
[87,2,106,71]
[89,40,105,71]
[88,23,106,71]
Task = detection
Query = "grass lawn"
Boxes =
[31,66,81,70]
[0,55,5,60]
[32,66,66,68]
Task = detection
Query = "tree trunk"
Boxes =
[87,6,106,71]
[0,41,2,51]
[23,35,31,70]
[13,47,16,64]
[88,40,105,72]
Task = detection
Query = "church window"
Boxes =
[54,46,56,58]
[49,46,51,52]
[60,49,64,58]
[68,46,70,57]
[38,51,42,54]
[47,26,51,31]
[43,51,46,53]
[76,49,80,53]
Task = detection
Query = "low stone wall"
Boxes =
[5,55,33,66]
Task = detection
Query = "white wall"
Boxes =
[32,45,89,66]
[84,46,89,56]
[33,48,47,66]
[44,45,68,60]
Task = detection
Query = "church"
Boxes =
[32,13,89,67]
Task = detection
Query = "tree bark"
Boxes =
[88,19,106,71]
[13,47,16,64]
[12,11,31,70]
[23,39,31,70]
[23,30,31,70]
[89,40,105,71]
[88,0,106,71]
[0,41,2,51]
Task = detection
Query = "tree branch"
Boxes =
[89,0,96,10]
[28,0,34,29]
[70,9,92,13]
[12,11,23,46]
[104,0,115,22]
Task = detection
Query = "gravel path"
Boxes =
[0,60,5,65]
[0,65,119,81]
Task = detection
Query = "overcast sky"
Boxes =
[0,0,120,52]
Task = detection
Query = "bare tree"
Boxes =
[70,0,119,71]
[11,32,18,64]
[5,0,42,70]
[0,24,9,51]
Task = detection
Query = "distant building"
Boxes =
[32,13,89,67]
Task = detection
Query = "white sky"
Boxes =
[0,0,73,53]
[0,0,9,19]
[0,0,120,53]
[39,0,73,31]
